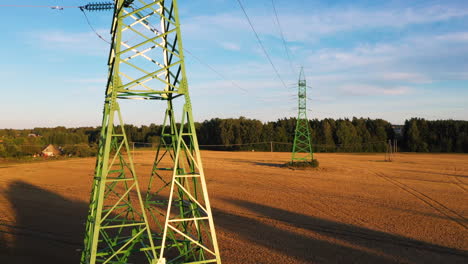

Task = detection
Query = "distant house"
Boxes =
[42,144,61,157]
[392,125,404,135]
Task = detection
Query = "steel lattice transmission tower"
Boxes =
[81,1,221,263]
[292,67,314,162]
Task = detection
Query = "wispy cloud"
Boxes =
[184,5,468,42]
[5,1,466,128]
[31,30,109,56]
[66,78,107,84]
[340,85,411,96]
[435,32,468,42]
[304,31,468,81]
[380,72,432,84]
[219,41,241,51]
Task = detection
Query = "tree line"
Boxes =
[403,118,468,152]
[0,117,467,158]
[197,117,395,152]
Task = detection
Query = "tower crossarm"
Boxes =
[103,0,188,100]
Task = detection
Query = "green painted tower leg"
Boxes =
[81,1,221,263]
[292,67,314,162]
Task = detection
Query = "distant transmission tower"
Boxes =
[81,1,221,264]
[291,67,314,162]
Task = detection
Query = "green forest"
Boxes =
[0,117,467,158]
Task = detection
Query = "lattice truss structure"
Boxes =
[81,1,221,263]
[292,67,314,162]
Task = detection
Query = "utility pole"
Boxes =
[385,139,393,162]
[291,67,314,163]
[81,1,221,263]
[390,139,393,161]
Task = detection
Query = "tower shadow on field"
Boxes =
[0,181,85,264]
[219,198,468,264]
[0,181,160,264]
[2,181,467,264]
[252,162,285,168]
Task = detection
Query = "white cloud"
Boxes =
[66,78,107,84]
[183,5,468,43]
[435,32,468,42]
[380,72,431,84]
[312,46,393,70]
[340,85,411,96]
[220,41,241,51]
[302,30,468,82]
[31,30,109,56]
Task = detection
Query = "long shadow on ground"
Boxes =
[252,162,285,168]
[0,181,85,263]
[213,209,393,263]
[222,198,468,264]
[2,181,392,264]
[2,181,467,264]
[0,181,157,264]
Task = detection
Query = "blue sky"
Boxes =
[0,0,467,128]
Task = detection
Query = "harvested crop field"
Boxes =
[0,151,467,263]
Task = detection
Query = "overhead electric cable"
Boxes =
[80,8,111,44]
[0,4,77,9]
[185,49,283,103]
[126,4,256,96]
[1,3,113,45]
[0,3,113,10]
[127,4,252,95]
[235,0,288,90]
[271,0,296,77]
[9,2,265,100]
[183,49,250,93]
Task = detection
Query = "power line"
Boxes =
[80,8,111,44]
[6,2,268,100]
[82,4,262,100]
[130,140,388,148]
[1,3,112,45]
[271,0,296,77]
[127,4,254,96]
[0,5,77,9]
[0,3,114,11]
[183,49,250,94]
[184,50,288,103]
[108,2,258,97]
[235,0,288,90]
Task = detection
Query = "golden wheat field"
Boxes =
[0,151,467,263]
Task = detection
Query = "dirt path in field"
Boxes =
[0,152,467,263]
